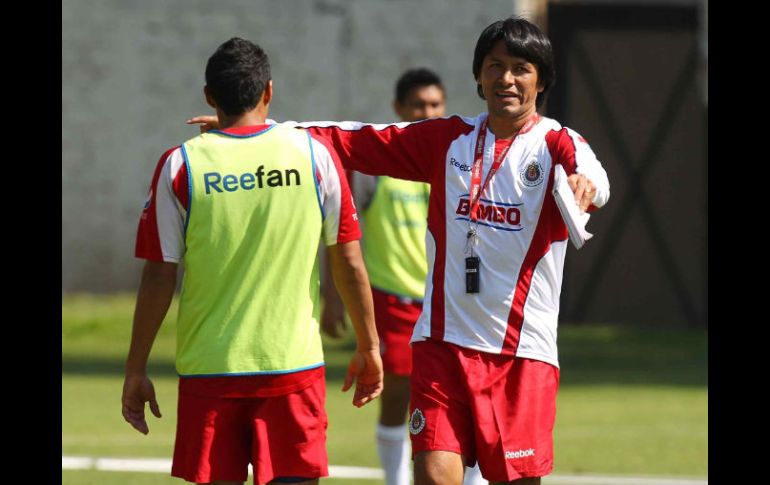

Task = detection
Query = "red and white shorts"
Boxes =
[372,287,422,377]
[171,374,328,484]
[408,339,559,482]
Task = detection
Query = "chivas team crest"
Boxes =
[520,161,544,187]
[409,408,426,435]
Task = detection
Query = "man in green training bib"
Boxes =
[122,37,383,485]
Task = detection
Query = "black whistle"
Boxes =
[465,256,480,294]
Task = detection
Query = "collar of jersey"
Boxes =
[210,124,274,138]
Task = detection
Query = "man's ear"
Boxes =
[204,86,217,109]
[393,99,404,118]
[262,80,273,105]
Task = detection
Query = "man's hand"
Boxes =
[342,349,384,408]
[567,173,596,213]
[186,115,220,133]
[121,374,162,435]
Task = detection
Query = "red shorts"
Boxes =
[372,287,422,377]
[408,339,559,482]
[171,373,328,484]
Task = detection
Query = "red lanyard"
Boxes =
[470,118,509,222]
[469,115,538,222]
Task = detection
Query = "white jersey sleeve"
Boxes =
[309,136,361,246]
[135,147,188,263]
[566,128,610,208]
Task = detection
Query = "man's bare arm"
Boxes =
[327,241,383,408]
[122,260,177,434]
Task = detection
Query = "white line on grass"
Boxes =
[543,475,707,485]
[62,456,384,479]
[62,456,705,484]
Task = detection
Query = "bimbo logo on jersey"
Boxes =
[203,165,301,195]
[454,195,523,231]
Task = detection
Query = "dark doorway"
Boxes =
[547,4,707,327]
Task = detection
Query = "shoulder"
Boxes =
[416,113,477,133]
[538,117,590,144]
[535,118,587,151]
[158,145,183,164]
[149,146,184,180]
[307,131,336,161]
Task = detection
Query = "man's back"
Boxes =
[177,124,325,376]
[124,37,382,485]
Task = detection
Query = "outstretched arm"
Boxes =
[187,115,476,183]
[327,241,383,408]
[122,260,177,434]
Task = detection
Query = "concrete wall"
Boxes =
[62,0,514,292]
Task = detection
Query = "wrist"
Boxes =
[356,342,380,353]
[125,362,148,377]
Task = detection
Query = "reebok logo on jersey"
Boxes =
[454,196,523,231]
[505,448,535,459]
[204,165,301,194]
[450,157,472,172]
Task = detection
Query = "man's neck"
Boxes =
[487,109,537,140]
[216,106,268,130]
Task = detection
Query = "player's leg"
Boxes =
[380,373,411,426]
[374,290,419,485]
[414,450,465,485]
[377,372,412,485]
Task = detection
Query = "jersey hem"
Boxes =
[177,361,325,378]
[513,350,560,369]
[410,332,560,368]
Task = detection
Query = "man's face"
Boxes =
[394,85,446,122]
[477,40,543,121]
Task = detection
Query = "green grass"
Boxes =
[62,293,707,483]
[61,470,371,485]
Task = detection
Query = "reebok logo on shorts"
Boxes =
[409,408,426,435]
[505,448,535,459]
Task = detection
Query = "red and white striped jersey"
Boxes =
[294,113,610,367]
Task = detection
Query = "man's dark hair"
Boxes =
[394,68,444,103]
[205,37,271,116]
[472,17,555,108]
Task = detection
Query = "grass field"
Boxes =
[62,294,707,484]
